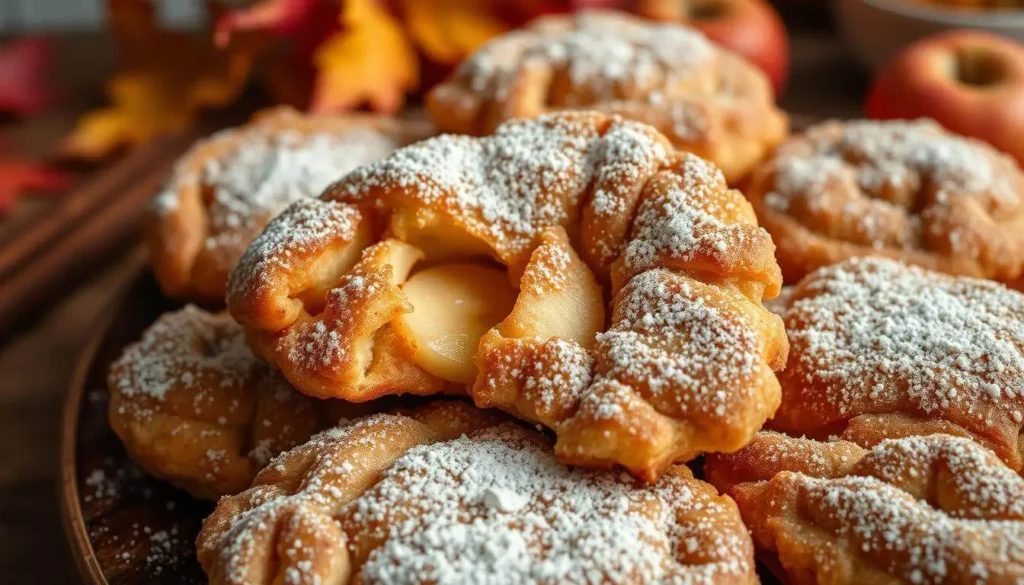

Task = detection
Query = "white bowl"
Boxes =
[835,0,1024,70]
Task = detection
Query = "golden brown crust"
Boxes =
[706,432,1024,585]
[329,111,656,281]
[704,431,867,494]
[745,118,1024,283]
[609,153,784,298]
[147,106,432,304]
[232,211,445,401]
[838,412,993,450]
[197,401,757,585]
[106,306,376,499]
[472,227,602,428]
[227,198,373,333]
[228,111,787,479]
[772,257,1024,471]
[425,10,787,184]
[554,269,786,480]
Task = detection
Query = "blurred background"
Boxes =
[0,0,198,29]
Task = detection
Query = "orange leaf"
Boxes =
[61,0,263,160]
[0,157,69,216]
[309,0,419,114]
[405,0,510,65]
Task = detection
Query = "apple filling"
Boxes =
[292,217,376,318]
[394,263,518,383]
[387,207,495,265]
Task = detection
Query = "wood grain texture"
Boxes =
[0,135,196,333]
[0,33,253,336]
[0,248,142,584]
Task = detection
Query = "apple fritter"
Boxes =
[227,111,788,480]
[148,106,432,304]
[705,431,1024,585]
[771,257,1024,472]
[744,118,1024,283]
[425,10,787,184]
[108,305,377,499]
[197,401,757,585]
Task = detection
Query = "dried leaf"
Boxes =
[61,0,263,160]
[405,0,510,65]
[214,0,326,46]
[0,38,56,116]
[214,0,338,109]
[0,157,69,216]
[309,0,419,113]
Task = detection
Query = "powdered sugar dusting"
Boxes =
[520,339,593,415]
[785,258,1024,424]
[110,306,255,410]
[155,125,395,223]
[352,425,749,584]
[764,119,1023,252]
[228,198,360,300]
[221,109,784,484]
[152,118,399,283]
[798,473,1024,583]
[334,114,602,263]
[286,271,385,370]
[595,270,761,420]
[205,416,752,585]
[623,154,758,273]
[584,121,670,265]
[107,302,342,499]
[862,435,1024,518]
[763,435,1024,584]
[334,114,665,268]
[453,11,714,108]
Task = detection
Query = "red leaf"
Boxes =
[214,0,339,109]
[215,0,336,54]
[0,38,57,116]
[0,158,70,216]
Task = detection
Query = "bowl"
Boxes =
[835,0,1024,70]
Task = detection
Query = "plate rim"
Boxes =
[58,250,149,585]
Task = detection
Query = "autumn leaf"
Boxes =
[309,0,419,113]
[214,0,326,45]
[61,0,263,160]
[405,0,510,65]
[0,158,69,216]
[0,38,56,116]
[215,0,339,109]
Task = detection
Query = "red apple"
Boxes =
[636,0,790,96]
[866,30,1024,166]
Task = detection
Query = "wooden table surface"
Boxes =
[0,19,865,584]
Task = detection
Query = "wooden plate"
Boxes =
[60,257,210,585]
